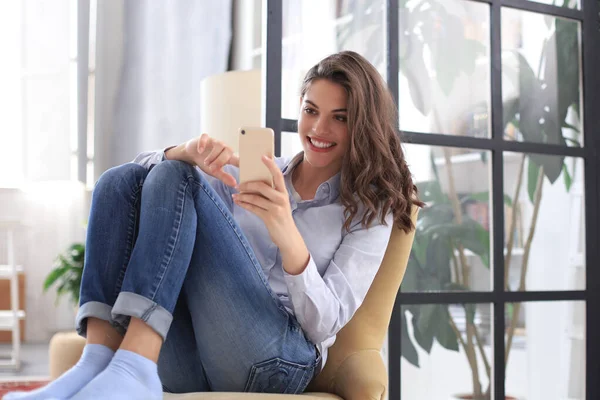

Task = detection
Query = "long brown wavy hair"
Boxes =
[300,51,423,233]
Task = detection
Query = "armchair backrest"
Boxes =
[307,207,418,395]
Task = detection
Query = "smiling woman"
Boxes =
[3,51,422,400]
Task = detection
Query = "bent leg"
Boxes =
[158,166,319,393]
[76,162,149,336]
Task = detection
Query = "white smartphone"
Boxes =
[238,127,275,188]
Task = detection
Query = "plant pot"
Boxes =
[451,394,519,400]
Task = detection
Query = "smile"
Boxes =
[308,136,336,149]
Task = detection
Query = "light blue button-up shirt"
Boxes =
[132,150,393,369]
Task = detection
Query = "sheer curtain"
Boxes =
[94,0,232,179]
[0,0,233,342]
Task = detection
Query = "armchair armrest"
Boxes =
[330,349,387,400]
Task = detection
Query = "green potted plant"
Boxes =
[43,243,84,308]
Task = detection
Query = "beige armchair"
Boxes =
[49,210,417,400]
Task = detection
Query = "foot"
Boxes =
[70,349,163,400]
[1,344,114,400]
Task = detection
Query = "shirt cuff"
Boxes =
[162,145,178,161]
[283,254,322,295]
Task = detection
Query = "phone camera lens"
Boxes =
[241,130,246,135]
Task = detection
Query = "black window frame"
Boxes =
[262,0,600,398]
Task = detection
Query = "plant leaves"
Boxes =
[563,162,572,191]
[463,303,476,325]
[412,306,435,353]
[435,307,459,352]
[529,153,564,184]
[413,233,429,268]
[43,265,70,291]
[44,243,85,306]
[417,180,448,204]
[527,158,541,203]
[562,122,580,134]
[455,218,490,268]
[424,218,490,268]
[425,234,453,285]
[417,304,438,335]
[401,309,420,367]
[552,18,581,126]
[417,204,454,234]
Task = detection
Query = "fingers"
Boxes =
[229,153,240,168]
[232,193,270,211]
[262,155,286,192]
[213,170,238,188]
[204,144,231,172]
[197,133,210,154]
[237,181,280,202]
[233,198,267,219]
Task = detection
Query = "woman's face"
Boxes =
[297,79,350,173]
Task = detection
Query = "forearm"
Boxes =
[279,229,310,276]
[164,143,191,163]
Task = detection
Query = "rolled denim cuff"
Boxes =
[111,292,173,341]
[76,301,116,338]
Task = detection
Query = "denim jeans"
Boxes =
[75,160,320,394]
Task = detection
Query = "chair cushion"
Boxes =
[163,393,341,399]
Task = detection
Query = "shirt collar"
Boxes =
[281,152,341,203]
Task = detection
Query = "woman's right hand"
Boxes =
[182,134,239,187]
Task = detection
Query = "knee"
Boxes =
[145,160,197,187]
[94,163,148,196]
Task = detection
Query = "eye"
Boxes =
[304,107,317,115]
[335,115,347,122]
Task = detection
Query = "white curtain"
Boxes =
[94,0,232,178]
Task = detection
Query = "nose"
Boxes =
[313,116,330,136]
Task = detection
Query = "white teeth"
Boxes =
[310,137,335,148]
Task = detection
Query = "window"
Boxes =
[257,0,599,398]
[0,0,97,189]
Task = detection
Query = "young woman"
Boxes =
[4,51,421,400]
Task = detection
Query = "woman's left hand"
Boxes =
[232,155,296,249]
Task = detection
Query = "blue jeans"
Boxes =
[75,160,320,394]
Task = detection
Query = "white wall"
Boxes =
[0,185,87,342]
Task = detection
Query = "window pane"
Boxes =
[281,0,386,119]
[24,73,72,182]
[0,1,24,187]
[503,153,585,291]
[505,301,585,399]
[281,131,303,158]
[402,145,492,292]
[526,0,580,10]
[501,9,582,146]
[399,0,491,137]
[401,303,493,399]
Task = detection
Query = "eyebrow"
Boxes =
[305,99,347,113]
